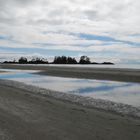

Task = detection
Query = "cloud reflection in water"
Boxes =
[0,69,140,107]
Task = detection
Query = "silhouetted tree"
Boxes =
[29,57,48,64]
[53,56,67,64]
[18,57,28,64]
[53,56,77,64]
[53,56,61,64]
[67,57,77,64]
[61,56,67,64]
[79,56,91,64]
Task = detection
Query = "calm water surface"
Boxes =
[0,69,140,108]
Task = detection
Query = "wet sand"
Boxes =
[1,64,140,82]
[0,64,140,139]
[0,80,140,140]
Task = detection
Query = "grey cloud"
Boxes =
[48,9,66,17]
[0,0,36,7]
[84,10,99,20]
[0,0,59,26]
[27,18,64,26]
[0,0,140,63]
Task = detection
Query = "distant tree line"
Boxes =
[3,56,114,65]
[3,57,48,64]
[19,57,48,64]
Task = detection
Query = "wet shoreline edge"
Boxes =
[0,79,140,119]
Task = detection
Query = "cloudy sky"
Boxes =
[0,0,140,63]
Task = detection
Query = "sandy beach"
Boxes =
[0,64,140,139]
[0,79,140,140]
[1,64,140,82]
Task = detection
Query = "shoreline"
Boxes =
[0,64,140,83]
[0,79,140,118]
[0,79,140,139]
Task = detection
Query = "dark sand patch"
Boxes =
[0,80,140,140]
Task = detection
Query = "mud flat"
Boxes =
[1,64,140,83]
[0,79,140,140]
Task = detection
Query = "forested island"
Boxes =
[2,55,114,65]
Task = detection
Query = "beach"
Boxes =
[1,64,140,83]
[0,79,140,140]
[0,64,140,139]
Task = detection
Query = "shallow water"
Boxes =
[0,69,140,107]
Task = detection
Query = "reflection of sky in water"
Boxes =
[0,69,140,107]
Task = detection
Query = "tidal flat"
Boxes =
[0,64,140,140]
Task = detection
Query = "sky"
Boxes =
[0,0,140,63]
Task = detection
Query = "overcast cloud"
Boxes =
[0,0,140,63]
